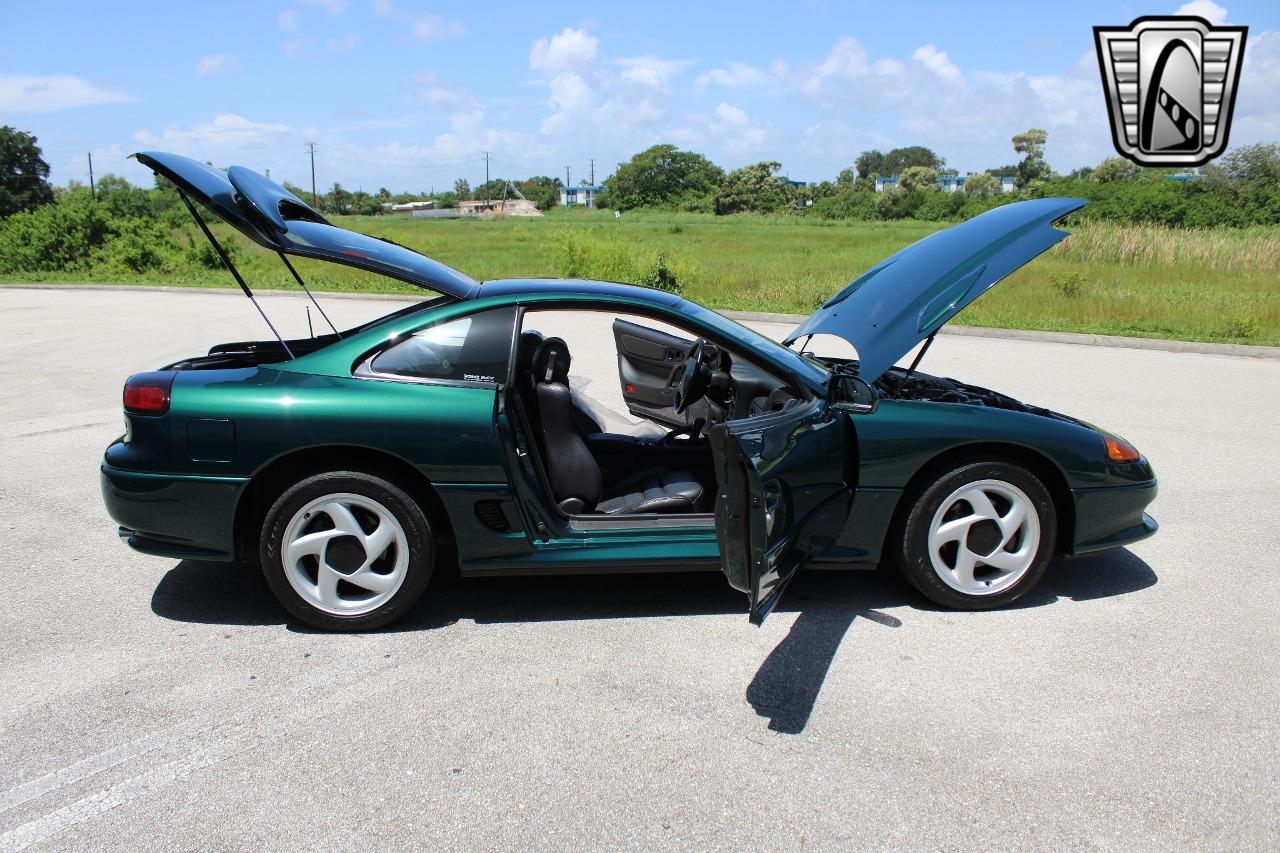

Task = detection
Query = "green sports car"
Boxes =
[101,152,1158,631]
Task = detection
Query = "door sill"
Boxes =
[566,512,715,531]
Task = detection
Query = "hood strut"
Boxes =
[179,192,295,359]
[903,332,936,381]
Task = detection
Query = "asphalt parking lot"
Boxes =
[1,286,1277,850]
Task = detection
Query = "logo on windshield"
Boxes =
[1094,16,1247,167]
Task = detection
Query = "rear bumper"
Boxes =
[1070,479,1159,555]
[101,464,247,562]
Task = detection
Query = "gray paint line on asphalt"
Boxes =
[0,657,413,851]
[4,282,1276,360]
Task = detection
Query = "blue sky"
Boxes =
[2,0,1277,193]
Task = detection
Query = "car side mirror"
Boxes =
[828,373,878,415]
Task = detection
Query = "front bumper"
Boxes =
[1070,479,1159,555]
[101,464,248,562]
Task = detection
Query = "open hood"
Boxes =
[133,151,478,299]
[786,198,1087,383]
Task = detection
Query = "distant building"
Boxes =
[560,185,603,207]
[874,174,1018,193]
[386,200,435,213]
[779,177,807,189]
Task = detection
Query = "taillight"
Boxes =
[1104,434,1141,463]
[123,371,175,415]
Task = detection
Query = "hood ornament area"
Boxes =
[1094,15,1247,167]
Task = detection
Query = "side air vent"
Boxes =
[475,500,513,532]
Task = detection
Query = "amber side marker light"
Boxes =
[1105,435,1141,463]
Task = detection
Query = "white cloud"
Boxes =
[327,34,359,53]
[696,61,773,89]
[529,27,598,73]
[713,102,748,126]
[1174,0,1228,24]
[617,55,693,90]
[708,103,775,158]
[277,9,301,31]
[371,0,465,40]
[134,114,293,157]
[804,35,869,92]
[1231,29,1280,141]
[0,73,132,112]
[296,0,347,13]
[912,44,961,83]
[196,54,239,77]
[541,72,594,133]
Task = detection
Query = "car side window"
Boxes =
[369,306,515,385]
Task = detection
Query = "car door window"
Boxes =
[367,306,515,385]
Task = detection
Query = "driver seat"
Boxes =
[530,337,704,515]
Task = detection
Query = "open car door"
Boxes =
[709,399,855,625]
[612,318,693,428]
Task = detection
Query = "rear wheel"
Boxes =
[893,460,1056,610]
[260,471,434,631]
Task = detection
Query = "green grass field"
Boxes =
[8,206,1279,346]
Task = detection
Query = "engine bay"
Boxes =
[874,365,1077,423]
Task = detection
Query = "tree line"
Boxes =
[599,132,1280,227]
[3,122,1280,276]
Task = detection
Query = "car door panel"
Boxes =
[710,400,854,625]
[612,319,693,427]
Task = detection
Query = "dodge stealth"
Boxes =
[101,152,1158,630]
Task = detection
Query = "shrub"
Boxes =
[551,227,693,294]
[553,227,588,277]
[0,195,113,273]
[1050,271,1086,298]
[186,234,240,270]
[1218,316,1261,339]
[639,254,680,294]
[92,218,177,274]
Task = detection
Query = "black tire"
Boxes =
[891,459,1056,610]
[260,470,434,631]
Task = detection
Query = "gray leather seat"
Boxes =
[530,337,703,515]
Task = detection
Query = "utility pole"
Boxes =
[305,142,318,206]
[565,165,571,188]
[482,151,491,206]
[589,158,595,185]
[87,152,96,201]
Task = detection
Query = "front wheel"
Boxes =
[260,471,435,631]
[892,460,1056,610]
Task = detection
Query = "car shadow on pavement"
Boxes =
[150,547,1157,734]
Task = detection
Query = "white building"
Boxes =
[560,185,603,207]
[874,174,1018,193]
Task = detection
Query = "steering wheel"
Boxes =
[668,339,711,414]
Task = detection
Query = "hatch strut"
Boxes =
[179,192,295,359]
[277,251,341,338]
[903,332,936,380]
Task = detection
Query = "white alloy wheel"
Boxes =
[926,479,1041,596]
[281,492,410,616]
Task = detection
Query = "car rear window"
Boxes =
[368,306,516,385]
